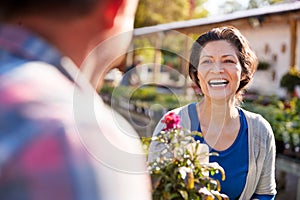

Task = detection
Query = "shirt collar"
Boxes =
[0,24,78,83]
[0,24,98,95]
[0,24,63,66]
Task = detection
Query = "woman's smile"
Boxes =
[197,40,242,100]
[208,78,229,88]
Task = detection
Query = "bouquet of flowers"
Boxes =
[148,112,228,200]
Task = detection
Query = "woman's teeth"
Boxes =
[208,79,229,87]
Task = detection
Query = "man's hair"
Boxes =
[0,0,100,20]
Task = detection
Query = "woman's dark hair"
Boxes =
[189,26,258,103]
[0,0,100,20]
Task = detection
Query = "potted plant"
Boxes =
[280,66,300,96]
[147,112,229,199]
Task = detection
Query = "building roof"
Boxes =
[134,1,300,36]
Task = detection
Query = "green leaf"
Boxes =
[178,190,189,200]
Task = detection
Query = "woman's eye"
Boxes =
[224,59,235,64]
[201,59,212,64]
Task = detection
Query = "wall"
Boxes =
[239,23,292,96]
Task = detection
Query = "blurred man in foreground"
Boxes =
[0,0,152,199]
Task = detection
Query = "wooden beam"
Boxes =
[153,32,163,83]
[289,16,298,68]
[181,35,191,96]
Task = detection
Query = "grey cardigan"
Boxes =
[148,103,277,199]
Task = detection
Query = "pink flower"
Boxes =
[162,112,181,131]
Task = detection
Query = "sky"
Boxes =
[203,0,250,15]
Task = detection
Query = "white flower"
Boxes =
[186,142,209,163]
[179,166,192,179]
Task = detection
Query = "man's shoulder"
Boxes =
[0,61,76,128]
[0,61,74,101]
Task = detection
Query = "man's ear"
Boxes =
[102,0,124,29]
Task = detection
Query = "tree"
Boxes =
[134,0,189,28]
[248,0,284,9]
[134,0,208,28]
[189,0,209,19]
[219,0,284,14]
[221,0,244,14]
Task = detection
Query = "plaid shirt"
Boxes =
[0,24,102,200]
[0,24,151,200]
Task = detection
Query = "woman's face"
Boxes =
[197,40,242,102]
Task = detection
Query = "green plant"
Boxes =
[242,99,284,141]
[257,61,270,70]
[131,86,157,101]
[111,85,135,99]
[284,98,300,146]
[99,83,115,95]
[280,66,300,93]
[147,112,228,200]
[156,94,181,110]
[242,97,300,149]
[280,73,300,93]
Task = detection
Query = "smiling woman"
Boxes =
[189,26,257,105]
[148,26,276,200]
[197,40,242,101]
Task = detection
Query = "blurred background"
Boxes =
[99,1,300,199]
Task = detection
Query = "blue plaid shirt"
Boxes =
[0,24,101,200]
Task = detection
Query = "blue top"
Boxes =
[188,103,275,200]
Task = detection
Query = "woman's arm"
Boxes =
[254,118,277,196]
[251,194,275,200]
